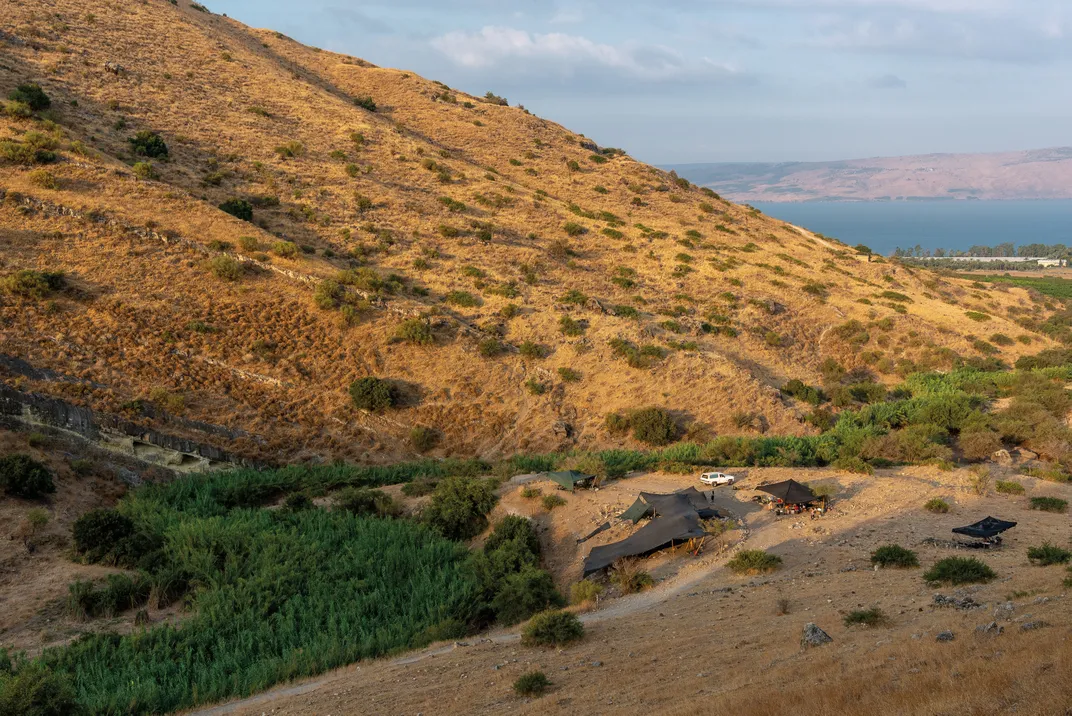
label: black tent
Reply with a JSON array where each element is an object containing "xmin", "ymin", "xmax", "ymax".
[
  {"xmin": 952, "ymin": 516, "xmax": 1017, "ymax": 539},
  {"xmin": 756, "ymin": 479, "xmax": 816, "ymax": 505},
  {"xmin": 583, "ymin": 488, "xmax": 720, "ymax": 575}
]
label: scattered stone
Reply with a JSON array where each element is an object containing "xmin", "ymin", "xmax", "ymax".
[
  {"xmin": 991, "ymin": 449, "xmax": 1012, "ymax": 466},
  {"xmin": 936, "ymin": 631, "xmax": 955, "ymax": 642},
  {"xmin": 1020, "ymin": 621, "xmax": 1047, "ymax": 632},
  {"xmin": 801, "ymin": 623, "xmax": 833, "ymax": 649},
  {"xmin": 975, "ymin": 622, "xmax": 1003, "ymax": 636},
  {"xmin": 993, "ymin": 602, "xmax": 1015, "ymax": 619},
  {"xmin": 591, "ymin": 661, "xmax": 603, "ymax": 667},
  {"xmin": 934, "ymin": 593, "xmax": 981, "ymax": 610},
  {"xmin": 104, "ymin": 61, "xmax": 126, "ymax": 75}
]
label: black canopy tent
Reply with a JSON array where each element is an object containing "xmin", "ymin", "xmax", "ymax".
[
  {"xmin": 755, "ymin": 479, "xmax": 816, "ymax": 505},
  {"xmin": 582, "ymin": 488, "xmax": 720, "ymax": 575},
  {"xmin": 952, "ymin": 516, "xmax": 1017, "ymax": 539}
]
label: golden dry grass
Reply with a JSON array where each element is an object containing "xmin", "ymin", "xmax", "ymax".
[{"xmin": 0, "ymin": 0, "xmax": 1059, "ymax": 463}]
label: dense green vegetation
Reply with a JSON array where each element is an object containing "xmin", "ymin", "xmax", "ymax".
[
  {"xmin": 956, "ymin": 274, "xmax": 1072, "ymax": 300},
  {"xmin": 0, "ymin": 461, "xmax": 501, "ymax": 714},
  {"xmin": 923, "ymin": 557, "xmax": 996, "ymax": 586}
]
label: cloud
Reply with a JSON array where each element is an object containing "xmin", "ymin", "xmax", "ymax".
[
  {"xmin": 869, "ymin": 73, "xmax": 907, "ymax": 89},
  {"xmin": 809, "ymin": 11, "xmax": 1070, "ymax": 63},
  {"xmin": 430, "ymin": 26, "xmax": 743, "ymax": 84}
]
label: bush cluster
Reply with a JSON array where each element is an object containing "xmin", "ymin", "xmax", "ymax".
[
  {"xmin": 3, "ymin": 270, "xmax": 65, "ymax": 299},
  {"xmin": 334, "ymin": 486, "xmax": 401, "ymax": 518},
  {"xmin": 470, "ymin": 516, "xmax": 563, "ymax": 625},
  {"xmin": 349, "ymin": 377, "xmax": 398, "ymax": 412},
  {"xmin": 128, "ymin": 130, "xmax": 168, "ymax": 158},
  {"xmin": 423, "ymin": 476, "xmax": 498, "ymax": 541},
  {"xmin": 727, "ymin": 550, "xmax": 782, "ymax": 575},
  {"xmin": 923, "ymin": 557, "xmax": 995, "ymax": 585},
  {"xmin": 8, "ymin": 83, "xmax": 51, "ymax": 111},
  {"xmin": 629, "ymin": 407, "xmax": 677, "ymax": 446},
  {"xmin": 0, "ymin": 454, "xmax": 55, "ymax": 499},
  {"xmin": 218, "ymin": 198, "xmax": 253, "ymax": 222},
  {"xmin": 870, "ymin": 544, "xmax": 919, "ymax": 569},
  {"xmin": 521, "ymin": 610, "xmax": 583, "ymax": 646}
]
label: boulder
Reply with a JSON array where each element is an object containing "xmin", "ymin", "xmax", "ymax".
[
  {"xmin": 1012, "ymin": 447, "xmax": 1038, "ymax": 462},
  {"xmin": 801, "ymin": 623, "xmax": 833, "ymax": 649},
  {"xmin": 936, "ymin": 631, "xmax": 955, "ymax": 642},
  {"xmin": 975, "ymin": 621, "xmax": 1003, "ymax": 636},
  {"xmin": 991, "ymin": 449, "xmax": 1012, "ymax": 466}
]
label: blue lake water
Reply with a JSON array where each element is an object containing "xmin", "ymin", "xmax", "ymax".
[{"xmin": 749, "ymin": 200, "xmax": 1072, "ymax": 257}]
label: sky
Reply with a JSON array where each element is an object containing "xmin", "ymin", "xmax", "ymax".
[{"xmin": 210, "ymin": 0, "xmax": 1072, "ymax": 164}]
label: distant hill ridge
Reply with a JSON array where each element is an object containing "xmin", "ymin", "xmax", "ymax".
[{"xmin": 670, "ymin": 147, "xmax": 1072, "ymax": 202}]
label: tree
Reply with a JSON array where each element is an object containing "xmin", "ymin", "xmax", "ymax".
[
  {"xmin": 0, "ymin": 455, "xmax": 55, "ymax": 499},
  {"xmin": 8, "ymin": 83, "xmax": 51, "ymax": 111},
  {"xmin": 128, "ymin": 130, "xmax": 168, "ymax": 158},
  {"xmin": 422, "ymin": 476, "xmax": 498, "ymax": 541},
  {"xmin": 348, "ymin": 377, "xmax": 398, "ymax": 412}
]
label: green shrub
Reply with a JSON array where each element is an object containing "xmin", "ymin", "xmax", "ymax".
[
  {"xmin": 965, "ymin": 311, "xmax": 991, "ymax": 322},
  {"xmin": 870, "ymin": 544, "xmax": 919, "ymax": 569},
  {"xmin": 284, "ymin": 493, "xmax": 313, "ymax": 511},
  {"xmin": 208, "ymin": 255, "xmax": 244, "ymax": 281},
  {"xmin": 611, "ymin": 563, "xmax": 654, "ymax": 593},
  {"xmin": 924, "ymin": 498, "xmax": 950, "ymax": 514},
  {"xmin": 1030, "ymin": 496, "xmax": 1068, "ymax": 513},
  {"xmin": 781, "ymin": 379, "xmax": 823, "ymax": 405},
  {"xmin": 520, "ymin": 485, "xmax": 542, "ymax": 499},
  {"xmin": 8, "ymin": 83, "xmax": 51, "ymax": 111},
  {"xmin": 569, "ymin": 579, "xmax": 603, "ymax": 605},
  {"xmin": 410, "ymin": 426, "xmax": 439, "ymax": 452},
  {"xmin": 563, "ymin": 222, "xmax": 586, "ymax": 237},
  {"xmin": 128, "ymin": 130, "xmax": 168, "ymax": 158},
  {"xmin": 0, "ymin": 662, "xmax": 81, "ymax": 716},
  {"xmin": 492, "ymin": 568, "xmax": 564, "ymax": 625},
  {"xmin": 271, "ymin": 241, "xmax": 299, "ymax": 258},
  {"xmin": 519, "ymin": 341, "xmax": 547, "ymax": 359},
  {"xmin": 630, "ymin": 407, "xmax": 677, "ymax": 446},
  {"xmin": 218, "ymin": 198, "xmax": 253, "ymax": 221},
  {"xmin": 727, "ymin": 549, "xmax": 782, "ymax": 575},
  {"xmin": 923, "ymin": 557, "xmax": 996, "ymax": 585},
  {"xmin": 605, "ymin": 412, "xmax": 630, "ymax": 435},
  {"xmin": 446, "ymin": 291, "xmax": 481, "ymax": 307},
  {"xmin": 560, "ymin": 289, "xmax": 587, "ymax": 305},
  {"xmin": 484, "ymin": 515, "xmax": 540, "ymax": 555},
  {"xmin": 274, "ymin": 141, "xmax": 305, "ymax": 158},
  {"xmin": 72, "ymin": 509, "xmax": 135, "ymax": 564},
  {"xmin": 3, "ymin": 270, "xmax": 65, "ymax": 299},
  {"xmin": 0, "ymin": 455, "xmax": 55, "ymax": 499},
  {"xmin": 395, "ymin": 318, "xmax": 435, "ymax": 345},
  {"xmin": 542, "ymin": 494, "xmax": 567, "ymax": 511},
  {"xmin": 478, "ymin": 338, "xmax": 505, "ymax": 358},
  {"xmin": 995, "ymin": 480, "xmax": 1025, "ymax": 495},
  {"xmin": 1027, "ymin": 543, "xmax": 1071, "ymax": 566},
  {"xmin": 521, "ymin": 610, "xmax": 584, "ymax": 647},
  {"xmin": 557, "ymin": 367, "xmax": 581, "ymax": 383},
  {"xmin": 559, "ymin": 315, "xmax": 584, "ymax": 336},
  {"xmin": 349, "ymin": 377, "xmax": 398, "ymax": 412},
  {"xmin": 354, "ymin": 95, "xmax": 377, "ymax": 112},
  {"xmin": 843, "ymin": 607, "xmax": 888, "ymax": 627},
  {"xmin": 334, "ymin": 487, "xmax": 401, "ymax": 518},
  {"xmin": 423, "ymin": 476, "xmax": 498, "ymax": 541},
  {"xmin": 513, "ymin": 671, "xmax": 550, "ymax": 697},
  {"xmin": 0, "ymin": 130, "xmax": 57, "ymax": 165}
]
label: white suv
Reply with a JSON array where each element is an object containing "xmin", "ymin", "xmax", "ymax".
[{"xmin": 700, "ymin": 472, "xmax": 736, "ymax": 486}]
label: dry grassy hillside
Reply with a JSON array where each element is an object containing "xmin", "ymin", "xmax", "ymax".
[{"xmin": 0, "ymin": 0, "xmax": 1059, "ymax": 464}]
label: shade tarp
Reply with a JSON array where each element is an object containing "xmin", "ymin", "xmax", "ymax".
[
  {"xmin": 584, "ymin": 488, "xmax": 721, "ymax": 575},
  {"xmin": 952, "ymin": 516, "xmax": 1017, "ymax": 539},
  {"xmin": 543, "ymin": 470, "xmax": 594, "ymax": 491},
  {"xmin": 756, "ymin": 479, "xmax": 816, "ymax": 505},
  {"xmin": 620, "ymin": 498, "xmax": 653, "ymax": 524}
]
